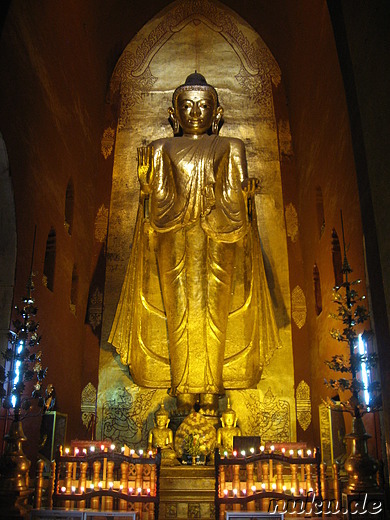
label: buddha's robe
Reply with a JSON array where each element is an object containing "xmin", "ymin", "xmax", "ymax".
[{"xmin": 109, "ymin": 134, "xmax": 280, "ymax": 395}]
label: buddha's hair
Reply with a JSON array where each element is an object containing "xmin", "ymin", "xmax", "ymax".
[{"xmin": 172, "ymin": 71, "xmax": 219, "ymax": 108}]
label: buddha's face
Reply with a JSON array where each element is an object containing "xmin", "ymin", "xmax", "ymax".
[
  {"xmin": 156, "ymin": 415, "xmax": 168, "ymax": 429},
  {"xmin": 176, "ymin": 90, "xmax": 216, "ymax": 135},
  {"xmin": 223, "ymin": 413, "xmax": 235, "ymax": 428}
]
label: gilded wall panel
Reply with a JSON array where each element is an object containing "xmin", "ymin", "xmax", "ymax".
[{"xmin": 98, "ymin": 0, "xmax": 296, "ymax": 442}]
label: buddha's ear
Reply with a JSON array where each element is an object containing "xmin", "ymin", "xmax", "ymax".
[
  {"xmin": 168, "ymin": 107, "xmax": 180, "ymax": 135},
  {"xmin": 212, "ymin": 106, "xmax": 224, "ymax": 134}
]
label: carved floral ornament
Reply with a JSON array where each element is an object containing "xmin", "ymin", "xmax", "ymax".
[
  {"xmin": 296, "ymin": 380, "xmax": 311, "ymax": 431},
  {"xmin": 291, "ymin": 285, "xmax": 307, "ymax": 329},
  {"xmin": 108, "ymin": 0, "xmax": 281, "ymax": 128}
]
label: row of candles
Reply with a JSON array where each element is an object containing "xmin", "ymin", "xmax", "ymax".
[
  {"xmin": 60, "ymin": 483, "xmax": 151, "ymax": 496},
  {"xmin": 63, "ymin": 444, "xmax": 314, "ymax": 459},
  {"xmin": 222, "ymin": 484, "xmax": 314, "ymax": 497},
  {"xmin": 63, "ymin": 445, "xmax": 153, "ymax": 458},
  {"xmin": 225, "ymin": 446, "xmax": 313, "ymax": 458}
]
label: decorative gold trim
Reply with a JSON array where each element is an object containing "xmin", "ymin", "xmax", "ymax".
[
  {"xmin": 285, "ymin": 202, "xmax": 299, "ymax": 243},
  {"xmin": 94, "ymin": 204, "xmax": 109, "ymax": 243},
  {"xmin": 101, "ymin": 127, "xmax": 116, "ymax": 159},
  {"xmin": 291, "ymin": 285, "xmax": 306, "ymax": 329},
  {"xmin": 296, "ymin": 380, "xmax": 311, "ymax": 431}
]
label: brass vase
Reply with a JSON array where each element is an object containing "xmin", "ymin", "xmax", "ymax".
[
  {"xmin": 344, "ymin": 415, "xmax": 379, "ymax": 492},
  {"xmin": 0, "ymin": 415, "xmax": 32, "ymax": 518}
]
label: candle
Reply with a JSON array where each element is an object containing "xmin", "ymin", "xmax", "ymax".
[
  {"xmin": 110, "ymin": 444, "xmax": 115, "ymax": 451},
  {"xmin": 82, "ymin": 448, "xmax": 87, "ymax": 455},
  {"xmin": 80, "ymin": 486, "xmax": 84, "ymax": 493},
  {"xmin": 242, "ymin": 489, "xmax": 247, "ymax": 495},
  {"xmin": 272, "ymin": 483, "xmax": 276, "ymax": 490},
  {"xmin": 281, "ymin": 447, "xmax": 286, "ymax": 454},
  {"xmin": 147, "ymin": 488, "xmax": 151, "ymax": 495},
  {"xmin": 233, "ymin": 450, "xmax": 237, "ymax": 457},
  {"xmin": 120, "ymin": 485, "xmax": 123, "ymax": 491},
  {"xmin": 289, "ymin": 449, "xmax": 294, "ymax": 456},
  {"xmin": 282, "ymin": 485, "xmax": 286, "ymax": 492},
  {"xmin": 139, "ymin": 449, "xmax": 144, "ymax": 456},
  {"xmin": 270, "ymin": 445, "xmax": 275, "ymax": 452},
  {"xmin": 299, "ymin": 488, "xmax": 304, "ymax": 495},
  {"xmin": 298, "ymin": 449, "xmax": 302, "ymax": 457},
  {"xmin": 130, "ymin": 449, "xmax": 135, "ymax": 456},
  {"xmin": 307, "ymin": 449, "xmax": 312, "ymax": 456},
  {"xmin": 148, "ymin": 450, "xmax": 153, "ymax": 457},
  {"xmin": 98, "ymin": 482, "xmax": 103, "ymax": 489},
  {"xmin": 233, "ymin": 488, "xmax": 238, "ymax": 496},
  {"xmin": 65, "ymin": 448, "xmax": 70, "ymax": 455},
  {"xmin": 137, "ymin": 487, "xmax": 142, "ymax": 495},
  {"xmin": 241, "ymin": 450, "xmax": 246, "ymax": 457},
  {"xmin": 100, "ymin": 444, "xmax": 105, "ymax": 451},
  {"xmin": 223, "ymin": 489, "xmax": 228, "ymax": 496},
  {"xmin": 223, "ymin": 451, "xmax": 228, "ymax": 457},
  {"xmin": 261, "ymin": 483, "xmax": 266, "ymax": 491},
  {"xmin": 74, "ymin": 447, "xmax": 79, "ymax": 456},
  {"xmin": 251, "ymin": 485, "xmax": 256, "ymax": 493},
  {"xmin": 90, "ymin": 445, "xmax": 95, "ymax": 452},
  {"xmin": 291, "ymin": 487, "xmax": 295, "ymax": 495},
  {"xmin": 121, "ymin": 446, "xmax": 125, "ymax": 453},
  {"xmin": 61, "ymin": 486, "xmax": 66, "ymax": 493},
  {"xmin": 71, "ymin": 486, "xmax": 76, "ymax": 494},
  {"xmin": 260, "ymin": 445, "xmax": 265, "ymax": 452},
  {"xmin": 109, "ymin": 482, "xmax": 114, "ymax": 489},
  {"xmin": 250, "ymin": 447, "xmax": 255, "ymax": 454},
  {"xmin": 129, "ymin": 487, "xmax": 133, "ymax": 494},
  {"xmin": 90, "ymin": 484, "xmax": 94, "ymax": 490}
]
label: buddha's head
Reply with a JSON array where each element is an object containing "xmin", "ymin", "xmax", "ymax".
[
  {"xmin": 155, "ymin": 402, "xmax": 170, "ymax": 429},
  {"xmin": 169, "ymin": 72, "xmax": 223, "ymax": 136},
  {"xmin": 221, "ymin": 399, "xmax": 237, "ymax": 429}
]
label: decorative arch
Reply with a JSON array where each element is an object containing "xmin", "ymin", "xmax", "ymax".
[{"xmin": 99, "ymin": 0, "xmax": 296, "ymax": 442}]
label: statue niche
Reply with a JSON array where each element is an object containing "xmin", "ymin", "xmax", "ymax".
[{"xmin": 109, "ymin": 72, "xmax": 280, "ymax": 413}]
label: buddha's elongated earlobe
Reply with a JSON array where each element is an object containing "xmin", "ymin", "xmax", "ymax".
[
  {"xmin": 168, "ymin": 107, "xmax": 180, "ymax": 135},
  {"xmin": 212, "ymin": 106, "xmax": 224, "ymax": 135}
]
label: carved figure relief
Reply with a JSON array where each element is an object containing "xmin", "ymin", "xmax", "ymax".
[
  {"xmin": 239, "ymin": 387, "xmax": 290, "ymax": 442},
  {"xmin": 101, "ymin": 387, "xmax": 157, "ymax": 448}
]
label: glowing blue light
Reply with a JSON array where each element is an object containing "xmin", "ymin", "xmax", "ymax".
[{"xmin": 358, "ymin": 333, "xmax": 370, "ymax": 405}]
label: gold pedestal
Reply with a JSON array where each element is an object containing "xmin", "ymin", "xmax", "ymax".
[
  {"xmin": 0, "ymin": 418, "xmax": 32, "ymax": 519},
  {"xmin": 344, "ymin": 416, "xmax": 379, "ymax": 493},
  {"xmin": 159, "ymin": 465, "xmax": 215, "ymax": 519}
]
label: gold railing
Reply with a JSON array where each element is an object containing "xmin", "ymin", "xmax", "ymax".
[
  {"xmin": 215, "ymin": 445, "xmax": 342, "ymax": 517},
  {"xmin": 34, "ymin": 447, "xmax": 161, "ymax": 520}
]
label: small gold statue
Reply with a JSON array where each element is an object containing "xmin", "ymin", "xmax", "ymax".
[
  {"xmin": 148, "ymin": 403, "xmax": 178, "ymax": 465},
  {"xmin": 217, "ymin": 399, "xmax": 241, "ymax": 454}
]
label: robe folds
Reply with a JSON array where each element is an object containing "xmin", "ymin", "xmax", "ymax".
[{"xmin": 109, "ymin": 134, "xmax": 280, "ymax": 395}]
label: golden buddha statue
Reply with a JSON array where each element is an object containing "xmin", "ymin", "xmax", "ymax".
[
  {"xmin": 148, "ymin": 403, "xmax": 178, "ymax": 465},
  {"xmin": 109, "ymin": 72, "xmax": 280, "ymax": 413},
  {"xmin": 217, "ymin": 399, "xmax": 241, "ymax": 454}
]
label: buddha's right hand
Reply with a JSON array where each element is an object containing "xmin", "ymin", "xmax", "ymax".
[{"xmin": 137, "ymin": 145, "xmax": 154, "ymax": 194}]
